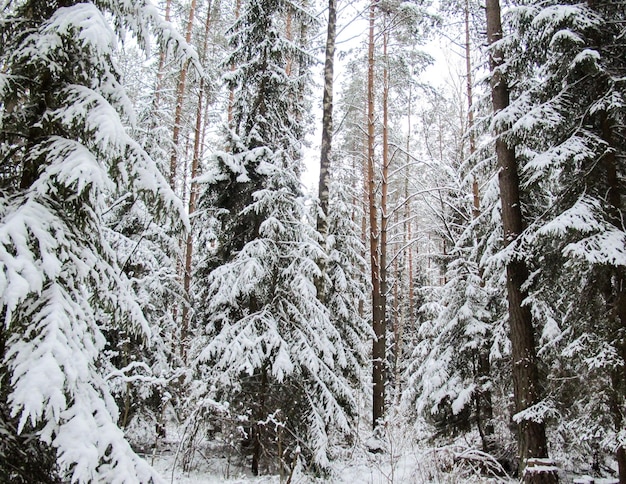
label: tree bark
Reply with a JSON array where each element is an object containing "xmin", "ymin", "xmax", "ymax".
[
  {"xmin": 464, "ymin": 0, "xmax": 480, "ymax": 219},
  {"xmin": 379, "ymin": 17, "xmax": 390, "ymax": 405},
  {"xmin": 180, "ymin": 2, "xmax": 212, "ymax": 359},
  {"xmin": 316, "ymin": 0, "xmax": 336, "ymax": 236},
  {"xmin": 227, "ymin": 0, "xmax": 241, "ymax": 125},
  {"xmin": 153, "ymin": 0, "xmax": 172, "ymax": 110},
  {"xmin": 367, "ymin": 0, "xmax": 385, "ymax": 429},
  {"xmin": 485, "ymin": 0, "xmax": 554, "ymax": 479},
  {"xmin": 600, "ymin": 114, "xmax": 626, "ymax": 484}
]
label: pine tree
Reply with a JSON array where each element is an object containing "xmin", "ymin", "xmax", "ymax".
[
  {"xmin": 0, "ymin": 1, "xmax": 194, "ymax": 481},
  {"xmin": 190, "ymin": 0, "xmax": 362, "ymax": 473}
]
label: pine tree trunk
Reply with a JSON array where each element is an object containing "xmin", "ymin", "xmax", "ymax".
[
  {"xmin": 227, "ymin": 0, "xmax": 241, "ymax": 125},
  {"xmin": 367, "ymin": 0, "xmax": 385, "ymax": 429},
  {"xmin": 378, "ymin": 14, "xmax": 390, "ymax": 405},
  {"xmin": 485, "ymin": 0, "xmax": 555, "ymax": 480},
  {"xmin": 316, "ymin": 0, "xmax": 336, "ymax": 236},
  {"xmin": 169, "ymin": 0, "xmax": 197, "ymax": 188},
  {"xmin": 404, "ymin": 84, "xmax": 414, "ymax": 324},
  {"xmin": 181, "ymin": 4, "xmax": 212, "ymax": 359}
]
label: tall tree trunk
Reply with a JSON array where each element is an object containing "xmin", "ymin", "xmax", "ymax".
[
  {"xmin": 180, "ymin": 2, "xmax": 212, "ymax": 359},
  {"xmin": 600, "ymin": 114, "xmax": 626, "ymax": 484},
  {"xmin": 367, "ymin": 0, "xmax": 385, "ymax": 429},
  {"xmin": 169, "ymin": 0, "xmax": 197, "ymax": 188},
  {"xmin": 169, "ymin": 0, "xmax": 197, "ymax": 339},
  {"xmin": 285, "ymin": 10, "xmax": 293, "ymax": 77},
  {"xmin": 228, "ymin": 0, "xmax": 242, "ymax": 125},
  {"xmin": 405, "ymin": 84, "xmax": 415, "ymax": 325},
  {"xmin": 485, "ymin": 0, "xmax": 556, "ymax": 480},
  {"xmin": 379, "ymin": 16, "xmax": 390, "ymax": 408},
  {"xmin": 317, "ymin": 0, "xmax": 336, "ymax": 236},
  {"xmin": 464, "ymin": 0, "xmax": 480, "ymax": 219}
]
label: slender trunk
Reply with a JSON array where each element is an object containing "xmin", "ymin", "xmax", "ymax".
[
  {"xmin": 153, "ymin": 0, "xmax": 172, "ymax": 110},
  {"xmin": 228, "ymin": 0, "xmax": 241, "ymax": 125},
  {"xmin": 169, "ymin": 0, "xmax": 197, "ymax": 334},
  {"xmin": 485, "ymin": 0, "xmax": 555, "ymax": 480},
  {"xmin": 252, "ymin": 367, "xmax": 268, "ymax": 476},
  {"xmin": 285, "ymin": 10, "xmax": 293, "ymax": 77},
  {"xmin": 405, "ymin": 90, "xmax": 414, "ymax": 321},
  {"xmin": 317, "ymin": 0, "xmax": 336, "ymax": 236},
  {"xmin": 180, "ymin": 4, "xmax": 212, "ymax": 358},
  {"xmin": 360, "ymin": 87, "xmax": 368, "ymax": 320},
  {"xmin": 367, "ymin": 0, "xmax": 384, "ymax": 429},
  {"xmin": 378, "ymin": 17, "xmax": 390, "ymax": 410},
  {"xmin": 170, "ymin": 0, "xmax": 198, "ymax": 188},
  {"xmin": 464, "ymin": 0, "xmax": 480, "ymax": 219},
  {"xmin": 392, "ymin": 228, "xmax": 400, "ymax": 396}
]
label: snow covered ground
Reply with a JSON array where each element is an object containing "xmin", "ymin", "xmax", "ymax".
[
  {"xmin": 150, "ymin": 435, "xmax": 621, "ymax": 484},
  {"xmin": 149, "ymin": 422, "xmax": 515, "ymax": 483},
  {"xmin": 146, "ymin": 412, "xmax": 618, "ymax": 483}
]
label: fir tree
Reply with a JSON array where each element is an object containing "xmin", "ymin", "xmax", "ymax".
[
  {"xmin": 0, "ymin": 1, "xmax": 194, "ymax": 481},
  {"xmin": 190, "ymin": 0, "xmax": 363, "ymax": 474}
]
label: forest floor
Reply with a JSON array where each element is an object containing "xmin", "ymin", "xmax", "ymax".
[
  {"xmin": 148, "ymin": 418, "xmax": 516, "ymax": 483},
  {"xmin": 146, "ymin": 414, "xmax": 618, "ymax": 483},
  {"xmin": 151, "ymin": 443, "xmax": 509, "ymax": 483}
]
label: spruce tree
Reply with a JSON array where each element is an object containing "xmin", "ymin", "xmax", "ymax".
[
  {"xmin": 190, "ymin": 0, "xmax": 363, "ymax": 473},
  {"xmin": 0, "ymin": 1, "xmax": 194, "ymax": 481},
  {"xmin": 500, "ymin": 0, "xmax": 626, "ymax": 478}
]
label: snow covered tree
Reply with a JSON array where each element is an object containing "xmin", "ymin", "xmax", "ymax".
[
  {"xmin": 189, "ymin": 0, "xmax": 364, "ymax": 474},
  {"xmin": 401, "ymin": 78, "xmax": 510, "ymax": 458},
  {"xmin": 0, "ymin": 1, "xmax": 194, "ymax": 481},
  {"xmin": 499, "ymin": 0, "xmax": 626, "ymax": 478}
]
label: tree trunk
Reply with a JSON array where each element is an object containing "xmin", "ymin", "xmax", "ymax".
[
  {"xmin": 227, "ymin": 0, "xmax": 242, "ymax": 125},
  {"xmin": 251, "ymin": 366, "xmax": 267, "ymax": 476},
  {"xmin": 169, "ymin": 0, "xmax": 197, "ymax": 188},
  {"xmin": 464, "ymin": 0, "xmax": 481, "ymax": 219},
  {"xmin": 367, "ymin": 0, "xmax": 385, "ymax": 429},
  {"xmin": 485, "ymin": 0, "xmax": 555, "ymax": 480},
  {"xmin": 600, "ymin": 114, "xmax": 626, "ymax": 484},
  {"xmin": 379, "ymin": 18, "xmax": 390, "ymax": 404},
  {"xmin": 405, "ymin": 84, "xmax": 415, "ymax": 324},
  {"xmin": 180, "ymin": 3, "xmax": 212, "ymax": 359},
  {"xmin": 316, "ymin": 0, "xmax": 336, "ymax": 236}
]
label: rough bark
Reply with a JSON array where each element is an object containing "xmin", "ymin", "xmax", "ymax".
[
  {"xmin": 485, "ymin": 0, "xmax": 555, "ymax": 479},
  {"xmin": 367, "ymin": 0, "xmax": 385, "ymax": 429},
  {"xmin": 601, "ymin": 114, "xmax": 626, "ymax": 484},
  {"xmin": 316, "ymin": 0, "xmax": 336, "ymax": 236}
]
